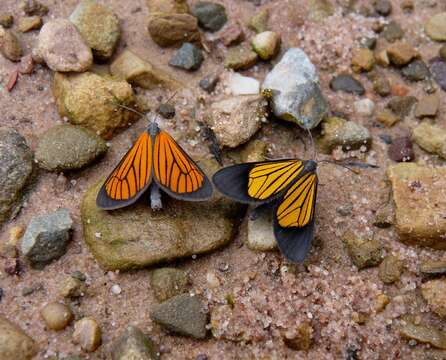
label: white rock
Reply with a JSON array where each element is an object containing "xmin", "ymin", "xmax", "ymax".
[
  {"xmin": 246, "ymin": 207, "xmax": 277, "ymax": 251},
  {"xmin": 354, "ymin": 98, "xmax": 375, "ymax": 116},
  {"xmin": 228, "ymin": 73, "xmax": 260, "ymax": 95}
]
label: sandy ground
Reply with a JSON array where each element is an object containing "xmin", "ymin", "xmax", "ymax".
[{"xmin": 1, "ymin": 0, "xmax": 446, "ymax": 359}]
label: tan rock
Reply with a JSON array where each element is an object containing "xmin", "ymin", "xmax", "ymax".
[
  {"xmin": 376, "ymin": 109, "xmax": 400, "ymax": 127},
  {"xmin": 0, "ymin": 26, "xmax": 22, "ymax": 61},
  {"xmin": 378, "ymin": 255, "xmax": 403, "ymax": 284},
  {"xmin": 110, "ymin": 49, "xmax": 181, "ymax": 90},
  {"xmin": 41, "ymin": 302, "xmax": 74, "ymax": 331},
  {"xmin": 387, "ymin": 163, "xmax": 446, "ymax": 249},
  {"xmin": 422, "ymin": 279, "xmax": 446, "ymax": 318},
  {"xmin": 400, "ymin": 320, "xmax": 446, "ymax": 350},
  {"xmin": 387, "ymin": 42, "xmax": 418, "ymax": 66},
  {"xmin": 224, "ymin": 45, "xmax": 258, "ymax": 70},
  {"xmin": 342, "ymin": 230, "xmax": 383, "ymax": 269},
  {"xmin": 17, "ymin": 16, "xmax": 41, "ymax": 32},
  {"xmin": 351, "ymin": 48, "xmax": 375, "ymax": 73},
  {"xmin": 73, "ymin": 317, "xmax": 102, "ymax": 352},
  {"xmin": 283, "ymin": 321, "xmax": 313, "ymax": 351},
  {"xmin": 148, "ymin": 13, "xmax": 200, "ymax": 48},
  {"xmin": 0, "ymin": 315, "xmax": 37, "ymax": 360},
  {"xmin": 415, "ymin": 95, "xmax": 439, "ymax": 118},
  {"xmin": 374, "ymin": 293, "xmax": 390, "ymax": 312},
  {"xmin": 146, "ymin": 0, "xmax": 189, "ymax": 14},
  {"xmin": 412, "ymin": 123, "xmax": 446, "ymax": 159}
]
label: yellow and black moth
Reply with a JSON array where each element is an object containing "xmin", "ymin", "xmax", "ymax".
[{"xmin": 213, "ymin": 159, "xmax": 317, "ymax": 262}]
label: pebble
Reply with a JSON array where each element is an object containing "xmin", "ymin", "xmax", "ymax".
[
  {"xmin": 424, "ymin": 13, "xmax": 446, "ymax": 42},
  {"xmin": 192, "ymin": 1, "xmax": 227, "ymax": 32},
  {"xmin": 69, "ymin": 0, "xmax": 120, "ymax": 61},
  {"xmin": 112, "ymin": 326, "xmax": 160, "ymax": 360},
  {"xmin": 228, "ymin": 73, "xmax": 259, "ymax": 95},
  {"xmin": 33, "ymin": 19, "xmax": 92, "ymax": 72},
  {"xmin": 219, "ymin": 23, "xmax": 244, "ymax": 46},
  {"xmin": 412, "ymin": 122, "xmax": 446, "ymax": 159},
  {"xmin": 400, "ymin": 320, "xmax": 446, "ymax": 350},
  {"xmin": 381, "ymin": 21, "xmax": 404, "ymax": 43},
  {"xmin": 354, "ymin": 98, "xmax": 375, "ymax": 116},
  {"xmin": 35, "ymin": 124, "xmax": 108, "ymax": 172},
  {"xmin": 59, "ymin": 276, "xmax": 85, "ymax": 298},
  {"xmin": 351, "ymin": 48, "xmax": 375, "ymax": 73},
  {"xmin": 0, "ymin": 315, "xmax": 37, "ymax": 359},
  {"xmin": 420, "ymin": 260, "xmax": 446, "ymax": 276},
  {"xmin": 251, "ymin": 31, "xmax": 281, "ymax": 60},
  {"xmin": 41, "ymin": 302, "xmax": 73, "ymax": 331},
  {"xmin": 415, "ymin": 94, "xmax": 439, "ymax": 118},
  {"xmin": 388, "ymin": 136, "xmax": 414, "ymax": 162},
  {"xmin": 375, "ymin": 49, "xmax": 390, "ymax": 67},
  {"xmin": 372, "ymin": 76, "xmax": 391, "ymax": 97},
  {"xmin": 248, "ymin": 8, "xmax": 269, "ymax": 33},
  {"xmin": 208, "ymin": 95, "xmax": 267, "ymax": 147},
  {"xmin": 206, "ymin": 272, "xmax": 220, "ymax": 288},
  {"xmin": 0, "ymin": 14, "xmax": 13, "ymax": 28},
  {"xmin": 319, "ymin": 117, "xmax": 371, "ymax": 153},
  {"xmin": 20, "ymin": 0, "xmax": 48, "ymax": 16},
  {"xmin": 151, "ymin": 294, "xmax": 208, "ymax": 339},
  {"xmin": 359, "ymin": 37, "xmax": 377, "ymax": 50},
  {"xmin": 247, "ymin": 206, "xmax": 276, "ymax": 251},
  {"xmin": 401, "ymin": 59, "xmax": 430, "ymax": 81},
  {"xmin": 440, "ymin": 45, "xmax": 446, "ymax": 61},
  {"xmin": 263, "ymin": 48, "xmax": 328, "ymax": 129},
  {"xmin": 224, "ymin": 45, "xmax": 258, "ymax": 70},
  {"xmin": 429, "ymin": 57, "xmax": 446, "ymax": 91},
  {"xmin": 386, "ymin": 96, "xmax": 417, "ymax": 118},
  {"xmin": 149, "ymin": 268, "xmax": 189, "ymax": 302},
  {"xmin": 373, "ymin": 203, "xmax": 395, "ymax": 227},
  {"xmin": 387, "ymin": 163, "xmax": 446, "ymax": 248},
  {"xmin": 111, "ymin": 284, "xmax": 122, "ymax": 295},
  {"xmin": 0, "ymin": 128, "xmax": 33, "ymax": 227},
  {"xmin": 387, "ymin": 42, "xmax": 418, "ymax": 66},
  {"xmin": 146, "ymin": 0, "xmax": 189, "ymax": 14},
  {"xmin": 282, "ymin": 322, "xmax": 313, "ymax": 351},
  {"xmin": 330, "ymin": 74, "xmax": 365, "ymax": 95},
  {"xmin": 148, "ymin": 13, "xmax": 200, "ymax": 48},
  {"xmin": 378, "ymin": 255, "xmax": 403, "ymax": 283},
  {"xmin": 342, "ymin": 230, "xmax": 383, "ymax": 269},
  {"xmin": 53, "ymin": 72, "xmax": 138, "ymax": 139},
  {"xmin": 169, "ymin": 42, "xmax": 204, "ymax": 71},
  {"xmin": 421, "ymin": 279, "xmax": 446, "ymax": 318},
  {"xmin": 110, "ymin": 50, "xmax": 180, "ymax": 90},
  {"xmin": 73, "ymin": 317, "xmax": 102, "ymax": 352},
  {"xmin": 374, "ymin": 0, "xmax": 392, "ymax": 16},
  {"xmin": 157, "ymin": 103, "xmax": 175, "ymax": 119},
  {"xmin": 199, "ymin": 73, "xmax": 219, "ymax": 93},
  {"xmin": 17, "ymin": 16, "xmax": 41, "ymax": 32},
  {"xmin": 18, "ymin": 54, "xmax": 33, "ymax": 74},
  {"xmin": 374, "ymin": 293, "xmax": 390, "ymax": 312},
  {"xmin": 336, "ymin": 203, "xmax": 353, "ymax": 216},
  {"xmin": 0, "ymin": 27, "xmax": 22, "ymax": 61},
  {"xmin": 21, "ymin": 209, "xmax": 73, "ymax": 267}
]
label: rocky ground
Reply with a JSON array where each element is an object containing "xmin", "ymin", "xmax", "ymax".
[{"xmin": 1, "ymin": 0, "xmax": 446, "ymax": 359}]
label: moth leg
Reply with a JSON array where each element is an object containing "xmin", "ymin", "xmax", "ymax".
[
  {"xmin": 150, "ymin": 183, "xmax": 163, "ymax": 210},
  {"xmin": 249, "ymin": 203, "xmax": 271, "ymax": 221}
]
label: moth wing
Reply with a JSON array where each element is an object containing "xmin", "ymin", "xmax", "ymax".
[
  {"xmin": 153, "ymin": 130, "xmax": 212, "ymax": 201},
  {"xmin": 96, "ymin": 131, "xmax": 152, "ymax": 210}
]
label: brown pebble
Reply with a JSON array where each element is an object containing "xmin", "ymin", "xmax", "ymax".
[
  {"xmin": 283, "ymin": 321, "xmax": 313, "ymax": 351},
  {"xmin": 41, "ymin": 302, "xmax": 73, "ymax": 331},
  {"xmin": 219, "ymin": 23, "xmax": 244, "ymax": 47},
  {"xmin": 73, "ymin": 317, "xmax": 102, "ymax": 352},
  {"xmin": 388, "ymin": 136, "xmax": 414, "ymax": 162},
  {"xmin": 18, "ymin": 54, "xmax": 34, "ymax": 74},
  {"xmin": 6, "ymin": 69, "xmax": 19, "ymax": 92}
]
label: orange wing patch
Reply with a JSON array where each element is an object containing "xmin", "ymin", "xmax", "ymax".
[
  {"xmin": 153, "ymin": 130, "xmax": 204, "ymax": 193},
  {"xmin": 105, "ymin": 132, "xmax": 152, "ymax": 200}
]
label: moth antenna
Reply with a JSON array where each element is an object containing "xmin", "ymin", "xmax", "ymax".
[
  {"xmin": 305, "ymin": 127, "xmax": 317, "ymax": 161},
  {"xmin": 113, "ymin": 102, "xmax": 146, "ymax": 117},
  {"xmin": 164, "ymin": 90, "xmax": 179, "ymax": 105},
  {"xmin": 318, "ymin": 160, "xmax": 360, "ymax": 175}
]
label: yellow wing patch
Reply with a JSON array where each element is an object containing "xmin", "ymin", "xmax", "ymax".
[
  {"xmin": 247, "ymin": 160, "xmax": 304, "ymax": 200},
  {"xmin": 276, "ymin": 173, "xmax": 317, "ymax": 228},
  {"xmin": 153, "ymin": 130, "xmax": 204, "ymax": 193},
  {"xmin": 105, "ymin": 132, "xmax": 152, "ymax": 200}
]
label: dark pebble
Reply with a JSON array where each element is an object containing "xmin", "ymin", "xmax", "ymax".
[
  {"xmin": 0, "ymin": 288, "xmax": 3, "ymax": 302},
  {"xmin": 430, "ymin": 57, "xmax": 446, "ymax": 91},
  {"xmin": 388, "ymin": 136, "xmax": 414, "ymax": 162},
  {"xmin": 169, "ymin": 43, "xmax": 204, "ymax": 71},
  {"xmin": 374, "ymin": 0, "xmax": 392, "ymax": 16},
  {"xmin": 199, "ymin": 73, "xmax": 219, "ymax": 93},
  {"xmin": 387, "ymin": 96, "xmax": 417, "ymax": 117},
  {"xmin": 379, "ymin": 134, "xmax": 392, "ymax": 144},
  {"xmin": 196, "ymin": 355, "xmax": 208, "ymax": 360},
  {"xmin": 330, "ymin": 74, "xmax": 365, "ymax": 95},
  {"xmin": 192, "ymin": 1, "xmax": 227, "ymax": 32},
  {"xmin": 381, "ymin": 21, "xmax": 404, "ymax": 42},
  {"xmin": 345, "ymin": 345, "xmax": 359, "ymax": 360},
  {"xmin": 401, "ymin": 60, "xmax": 430, "ymax": 82},
  {"xmin": 157, "ymin": 103, "xmax": 176, "ymax": 119},
  {"xmin": 71, "ymin": 270, "xmax": 87, "ymax": 282},
  {"xmin": 440, "ymin": 45, "xmax": 446, "ymax": 61},
  {"xmin": 4, "ymin": 258, "xmax": 20, "ymax": 276}
]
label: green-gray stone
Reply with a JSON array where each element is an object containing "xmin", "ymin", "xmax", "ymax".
[
  {"xmin": 151, "ymin": 294, "xmax": 208, "ymax": 339},
  {"xmin": 35, "ymin": 124, "xmax": 107, "ymax": 172},
  {"xmin": 0, "ymin": 128, "xmax": 33, "ymax": 227},
  {"xmin": 0, "ymin": 315, "xmax": 37, "ymax": 360},
  {"xmin": 342, "ymin": 230, "xmax": 383, "ymax": 269},
  {"xmin": 248, "ymin": 8, "xmax": 268, "ymax": 33},
  {"xmin": 150, "ymin": 268, "xmax": 189, "ymax": 302},
  {"xmin": 191, "ymin": 1, "xmax": 227, "ymax": 32},
  {"xmin": 378, "ymin": 255, "xmax": 403, "ymax": 284},
  {"xmin": 386, "ymin": 96, "xmax": 417, "ymax": 118},
  {"xmin": 112, "ymin": 326, "xmax": 160, "ymax": 360},
  {"xmin": 381, "ymin": 21, "xmax": 404, "ymax": 42},
  {"xmin": 81, "ymin": 160, "xmax": 243, "ymax": 270},
  {"xmin": 70, "ymin": 0, "xmax": 120, "ymax": 61}
]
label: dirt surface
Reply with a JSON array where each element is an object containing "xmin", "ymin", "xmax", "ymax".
[{"xmin": 1, "ymin": 0, "xmax": 446, "ymax": 359}]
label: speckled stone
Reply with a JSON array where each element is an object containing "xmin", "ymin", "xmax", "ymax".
[
  {"xmin": 412, "ymin": 122, "xmax": 446, "ymax": 159},
  {"xmin": 112, "ymin": 326, "xmax": 160, "ymax": 360},
  {"xmin": 330, "ymin": 74, "xmax": 365, "ymax": 95},
  {"xmin": 425, "ymin": 13, "xmax": 446, "ymax": 42},
  {"xmin": 378, "ymin": 255, "xmax": 403, "ymax": 283},
  {"xmin": 0, "ymin": 315, "xmax": 37, "ymax": 360},
  {"xmin": 150, "ymin": 268, "xmax": 189, "ymax": 302}
]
